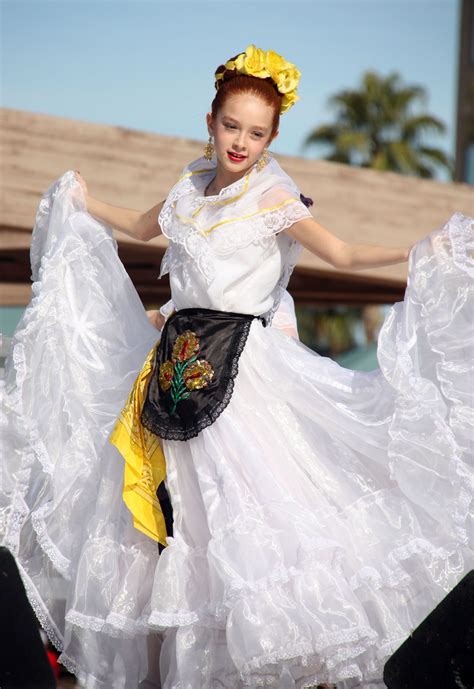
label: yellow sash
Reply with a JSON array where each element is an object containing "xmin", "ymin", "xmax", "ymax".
[{"xmin": 108, "ymin": 341, "xmax": 169, "ymax": 546}]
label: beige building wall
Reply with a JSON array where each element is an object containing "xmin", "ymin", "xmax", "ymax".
[{"xmin": 1, "ymin": 108, "xmax": 473, "ymax": 308}]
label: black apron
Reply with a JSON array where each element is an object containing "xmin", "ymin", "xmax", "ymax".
[{"xmin": 140, "ymin": 307, "xmax": 267, "ymax": 442}]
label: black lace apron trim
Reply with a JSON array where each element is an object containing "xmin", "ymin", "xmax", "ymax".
[{"xmin": 140, "ymin": 307, "xmax": 266, "ymax": 441}]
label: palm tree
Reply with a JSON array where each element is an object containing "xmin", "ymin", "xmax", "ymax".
[{"xmin": 302, "ymin": 70, "xmax": 454, "ymax": 179}]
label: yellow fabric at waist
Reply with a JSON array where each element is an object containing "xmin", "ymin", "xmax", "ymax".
[{"xmin": 108, "ymin": 340, "xmax": 168, "ymax": 546}]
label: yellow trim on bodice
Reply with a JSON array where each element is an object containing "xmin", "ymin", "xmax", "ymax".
[{"xmin": 174, "ymin": 196, "xmax": 301, "ymax": 236}]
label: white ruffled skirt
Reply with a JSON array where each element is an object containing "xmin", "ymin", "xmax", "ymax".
[{"xmin": 1, "ymin": 171, "xmax": 473, "ymax": 689}]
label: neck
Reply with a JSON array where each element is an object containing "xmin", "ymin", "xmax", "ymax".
[{"xmin": 206, "ymin": 159, "xmax": 256, "ymax": 195}]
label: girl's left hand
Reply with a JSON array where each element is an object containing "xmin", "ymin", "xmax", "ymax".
[{"xmin": 146, "ymin": 310, "xmax": 165, "ymax": 331}]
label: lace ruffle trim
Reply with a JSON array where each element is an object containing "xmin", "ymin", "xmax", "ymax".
[
  {"xmin": 448, "ymin": 211, "xmax": 474, "ymax": 275},
  {"xmin": 4, "ymin": 326, "xmax": 75, "ymax": 576},
  {"xmin": 144, "ymin": 497, "xmax": 464, "ymax": 636},
  {"xmin": 11, "ymin": 509, "xmax": 460, "ymax": 688}
]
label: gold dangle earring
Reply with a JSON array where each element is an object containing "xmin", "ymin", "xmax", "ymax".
[
  {"xmin": 204, "ymin": 135, "xmax": 214, "ymax": 160},
  {"xmin": 256, "ymin": 148, "xmax": 270, "ymax": 171}
]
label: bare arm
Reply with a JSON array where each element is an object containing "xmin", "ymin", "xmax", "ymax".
[
  {"xmin": 73, "ymin": 171, "xmax": 165, "ymax": 242},
  {"xmin": 85, "ymin": 195, "xmax": 165, "ymax": 242},
  {"xmin": 286, "ymin": 216, "xmax": 411, "ymax": 270}
]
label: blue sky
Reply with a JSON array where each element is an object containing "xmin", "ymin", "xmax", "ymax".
[{"xmin": 2, "ymin": 0, "xmax": 461, "ymax": 181}]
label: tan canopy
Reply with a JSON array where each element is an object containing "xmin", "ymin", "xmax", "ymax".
[{"xmin": 1, "ymin": 107, "xmax": 472, "ymax": 307}]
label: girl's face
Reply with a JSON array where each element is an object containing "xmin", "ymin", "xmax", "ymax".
[{"xmin": 206, "ymin": 93, "xmax": 278, "ymax": 176}]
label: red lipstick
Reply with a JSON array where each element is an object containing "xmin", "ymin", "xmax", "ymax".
[{"xmin": 227, "ymin": 151, "xmax": 247, "ymax": 163}]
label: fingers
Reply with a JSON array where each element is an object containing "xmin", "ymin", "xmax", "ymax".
[{"xmin": 74, "ymin": 170, "xmax": 88, "ymax": 195}]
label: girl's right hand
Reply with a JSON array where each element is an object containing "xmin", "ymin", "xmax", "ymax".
[{"xmin": 74, "ymin": 170, "xmax": 88, "ymax": 197}]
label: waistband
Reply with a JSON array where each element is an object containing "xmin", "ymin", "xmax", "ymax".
[{"xmin": 169, "ymin": 307, "xmax": 268, "ymax": 328}]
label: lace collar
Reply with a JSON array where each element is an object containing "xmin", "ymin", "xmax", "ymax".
[
  {"xmin": 182, "ymin": 156, "xmax": 259, "ymax": 203},
  {"xmin": 159, "ymin": 154, "xmax": 311, "ymax": 246}
]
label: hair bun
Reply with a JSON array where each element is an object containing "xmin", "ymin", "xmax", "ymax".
[{"xmin": 213, "ymin": 63, "xmax": 239, "ymax": 91}]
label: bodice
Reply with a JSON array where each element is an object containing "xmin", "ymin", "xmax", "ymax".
[{"xmin": 157, "ymin": 155, "xmax": 313, "ymax": 324}]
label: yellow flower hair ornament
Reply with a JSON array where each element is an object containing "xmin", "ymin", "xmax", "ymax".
[{"xmin": 214, "ymin": 44, "xmax": 301, "ymax": 115}]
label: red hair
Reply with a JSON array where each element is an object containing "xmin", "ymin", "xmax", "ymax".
[{"xmin": 211, "ymin": 66, "xmax": 282, "ymax": 140}]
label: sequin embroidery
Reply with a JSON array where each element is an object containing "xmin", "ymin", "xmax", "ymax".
[{"xmin": 158, "ymin": 329, "xmax": 214, "ymax": 414}]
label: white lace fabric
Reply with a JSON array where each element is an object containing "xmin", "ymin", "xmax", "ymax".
[{"xmin": 0, "ymin": 170, "xmax": 473, "ymax": 689}]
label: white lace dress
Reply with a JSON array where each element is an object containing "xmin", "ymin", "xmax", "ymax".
[{"xmin": 0, "ymin": 160, "xmax": 473, "ymax": 689}]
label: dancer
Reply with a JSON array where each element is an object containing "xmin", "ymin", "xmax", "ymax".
[{"xmin": 1, "ymin": 44, "xmax": 473, "ymax": 689}]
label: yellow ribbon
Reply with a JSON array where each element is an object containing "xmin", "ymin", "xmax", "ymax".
[{"xmin": 108, "ymin": 340, "xmax": 169, "ymax": 546}]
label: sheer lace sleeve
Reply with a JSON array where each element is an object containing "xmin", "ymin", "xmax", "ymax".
[
  {"xmin": 270, "ymin": 290, "xmax": 300, "ymax": 339},
  {"xmin": 256, "ymin": 184, "xmax": 313, "ymax": 326},
  {"xmin": 257, "ymin": 184, "xmax": 313, "ymax": 234}
]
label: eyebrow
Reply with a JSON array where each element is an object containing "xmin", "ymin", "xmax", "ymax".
[{"xmin": 223, "ymin": 116, "xmax": 268, "ymax": 132}]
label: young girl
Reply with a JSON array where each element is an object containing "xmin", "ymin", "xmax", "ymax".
[{"xmin": 1, "ymin": 45, "xmax": 472, "ymax": 689}]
